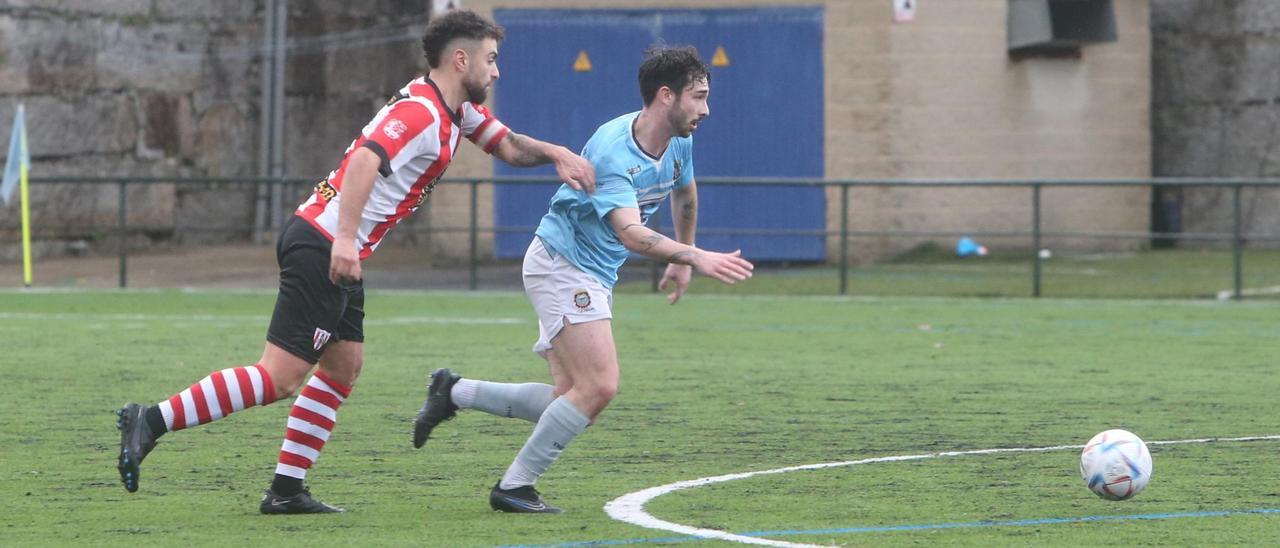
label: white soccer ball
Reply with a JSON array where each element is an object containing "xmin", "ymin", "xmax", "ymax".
[{"xmin": 1079, "ymin": 429, "xmax": 1153, "ymax": 500}]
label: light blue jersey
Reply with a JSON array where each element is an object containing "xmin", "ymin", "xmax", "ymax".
[{"xmin": 534, "ymin": 111, "xmax": 695, "ymax": 288}]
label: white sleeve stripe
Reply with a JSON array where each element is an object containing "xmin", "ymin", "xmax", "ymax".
[
  {"xmin": 483, "ymin": 127, "xmax": 509, "ymax": 152},
  {"xmin": 472, "ymin": 121, "xmax": 506, "ymax": 146},
  {"xmin": 467, "ymin": 117, "xmax": 494, "ymax": 140}
]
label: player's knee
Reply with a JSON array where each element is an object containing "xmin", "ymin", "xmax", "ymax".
[
  {"xmin": 553, "ymin": 378, "xmax": 574, "ymax": 396},
  {"xmin": 316, "ymin": 344, "xmax": 363, "ymax": 387},
  {"xmin": 271, "ymin": 373, "xmax": 306, "ymax": 400},
  {"xmin": 345, "ymin": 358, "xmax": 364, "ymax": 381},
  {"xmin": 589, "ymin": 380, "xmax": 618, "ymax": 406}
]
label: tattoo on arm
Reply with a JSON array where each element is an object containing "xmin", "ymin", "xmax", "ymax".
[
  {"xmin": 639, "ymin": 233, "xmax": 663, "ymax": 251},
  {"xmin": 502, "ymin": 133, "xmax": 550, "ymax": 167},
  {"xmin": 619, "ymin": 222, "xmax": 667, "ymax": 252},
  {"xmin": 680, "ymin": 199, "xmax": 697, "ymax": 222},
  {"xmin": 668, "ymin": 250, "xmax": 695, "ymax": 265}
]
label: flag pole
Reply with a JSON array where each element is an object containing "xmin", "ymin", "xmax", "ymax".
[{"xmin": 3, "ymin": 103, "xmax": 32, "ymax": 287}]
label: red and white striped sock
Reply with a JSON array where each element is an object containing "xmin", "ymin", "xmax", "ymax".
[
  {"xmin": 156, "ymin": 364, "xmax": 277, "ymax": 432},
  {"xmin": 274, "ymin": 371, "xmax": 352, "ymax": 481}
]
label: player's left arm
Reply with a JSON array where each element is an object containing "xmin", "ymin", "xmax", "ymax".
[
  {"xmin": 660, "ymin": 182, "xmax": 698, "ymax": 304},
  {"xmin": 608, "ymin": 206, "xmax": 752, "ymax": 292},
  {"xmin": 493, "ymin": 132, "xmax": 596, "ymax": 193}
]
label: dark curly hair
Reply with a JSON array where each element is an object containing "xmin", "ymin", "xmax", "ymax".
[
  {"xmin": 421, "ymin": 10, "xmax": 506, "ymax": 69},
  {"xmin": 638, "ymin": 45, "xmax": 710, "ymax": 106}
]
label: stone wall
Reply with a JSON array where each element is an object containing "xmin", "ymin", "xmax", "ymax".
[
  {"xmin": 0, "ymin": 0, "xmax": 432, "ymax": 258},
  {"xmin": 1152, "ymin": 0, "xmax": 1280, "ymax": 245},
  {"xmin": 0, "ymin": 1, "xmax": 255, "ymax": 256}
]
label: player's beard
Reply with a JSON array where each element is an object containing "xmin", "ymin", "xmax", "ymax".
[
  {"xmin": 464, "ymin": 75, "xmax": 489, "ymax": 104},
  {"xmin": 669, "ymin": 106, "xmax": 700, "ymax": 138}
]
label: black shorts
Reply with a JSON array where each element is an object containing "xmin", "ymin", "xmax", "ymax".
[{"xmin": 266, "ymin": 215, "xmax": 364, "ymax": 364}]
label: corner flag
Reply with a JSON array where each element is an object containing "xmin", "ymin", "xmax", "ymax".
[
  {"xmin": 1, "ymin": 104, "xmax": 28, "ymax": 206},
  {"xmin": 2, "ymin": 104, "xmax": 33, "ymax": 286}
]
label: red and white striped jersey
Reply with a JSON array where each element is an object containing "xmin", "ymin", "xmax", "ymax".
[{"xmin": 296, "ymin": 76, "xmax": 510, "ymax": 259}]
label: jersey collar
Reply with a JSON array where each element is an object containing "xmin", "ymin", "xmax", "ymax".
[
  {"xmin": 629, "ymin": 114, "xmax": 664, "ymax": 162},
  {"xmin": 424, "ymin": 77, "xmax": 463, "ymax": 127}
]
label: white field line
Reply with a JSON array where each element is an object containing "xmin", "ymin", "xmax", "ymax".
[
  {"xmin": 604, "ymin": 435, "xmax": 1280, "ymax": 547},
  {"xmin": 0, "ymin": 312, "xmax": 525, "ymax": 325},
  {"xmin": 1216, "ymin": 285, "xmax": 1280, "ymax": 301},
  {"xmin": 5, "ymin": 286, "xmax": 1275, "ymax": 308}
]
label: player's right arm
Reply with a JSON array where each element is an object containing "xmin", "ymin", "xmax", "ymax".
[
  {"xmin": 606, "ymin": 206, "xmax": 753, "ymax": 285},
  {"xmin": 329, "ymin": 147, "xmax": 379, "ymax": 284},
  {"xmin": 329, "ymin": 99, "xmax": 436, "ymax": 283},
  {"xmin": 493, "ymin": 132, "xmax": 596, "ymax": 193}
]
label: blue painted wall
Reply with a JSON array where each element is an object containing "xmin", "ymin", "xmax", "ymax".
[{"xmin": 493, "ymin": 7, "xmax": 824, "ymax": 261}]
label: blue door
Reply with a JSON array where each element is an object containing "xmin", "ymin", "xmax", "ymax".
[{"xmin": 493, "ymin": 7, "xmax": 824, "ymax": 261}]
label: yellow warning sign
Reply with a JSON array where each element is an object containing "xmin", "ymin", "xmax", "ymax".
[
  {"xmin": 710, "ymin": 45, "xmax": 730, "ymax": 67},
  {"xmin": 573, "ymin": 50, "xmax": 592, "ymax": 72}
]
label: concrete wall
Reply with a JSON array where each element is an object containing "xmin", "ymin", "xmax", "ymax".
[
  {"xmin": 830, "ymin": 0, "xmax": 1151, "ymax": 258},
  {"xmin": 1152, "ymin": 0, "xmax": 1280, "ymax": 245}
]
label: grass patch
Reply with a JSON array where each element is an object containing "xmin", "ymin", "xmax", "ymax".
[{"xmin": 3, "ymin": 291, "xmax": 1278, "ymax": 545}]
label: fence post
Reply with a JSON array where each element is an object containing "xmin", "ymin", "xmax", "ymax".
[
  {"xmin": 469, "ymin": 180, "xmax": 479, "ymax": 291},
  {"xmin": 118, "ymin": 181, "xmax": 128, "ymax": 288},
  {"xmin": 1032, "ymin": 183, "xmax": 1041, "ymax": 298},
  {"xmin": 839, "ymin": 183, "xmax": 849, "ymax": 295},
  {"xmin": 1232, "ymin": 184, "xmax": 1243, "ymax": 300}
]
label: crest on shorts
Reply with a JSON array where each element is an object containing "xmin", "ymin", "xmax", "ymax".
[
  {"xmin": 313, "ymin": 327, "xmax": 332, "ymax": 350},
  {"xmin": 573, "ymin": 289, "xmax": 592, "ymax": 310}
]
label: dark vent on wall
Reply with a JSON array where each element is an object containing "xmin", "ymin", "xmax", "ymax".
[{"xmin": 1008, "ymin": 0, "xmax": 1117, "ymax": 59}]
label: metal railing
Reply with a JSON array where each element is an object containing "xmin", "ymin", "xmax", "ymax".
[{"xmin": 18, "ymin": 175, "xmax": 1280, "ymax": 297}]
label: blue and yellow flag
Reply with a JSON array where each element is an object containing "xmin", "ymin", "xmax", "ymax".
[{"xmin": 1, "ymin": 104, "xmax": 28, "ymax": 206}]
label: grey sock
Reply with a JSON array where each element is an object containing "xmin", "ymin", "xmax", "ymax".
[
  {"xmin": 454, "ymin": 379, "xmax": 555, "ymax": 423},
  {"xmin": 499, "ymin": 397, "xmax": 590, "ymax": 489}
]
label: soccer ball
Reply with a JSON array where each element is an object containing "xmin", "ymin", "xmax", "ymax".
[{"xmin": 1079, "ymin": 429, "xmax": 1153, "ymax": 500}]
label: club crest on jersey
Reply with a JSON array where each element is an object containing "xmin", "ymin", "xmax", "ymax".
[
  {"xmin": 573, "ymin": 289, "xmax": 592, "ymax": 310},
  {"xmin": 313, "ymin": 327, "xmax": 332, "ymax": 351},
  {"xmin": 383, "ymin": 119, "xmax": 408, "ymax": 140},
  {"xmin": 672, "ymin": 159, "xmax": 681, "ymax": 182},
  {"xmin": 626, "ymin": 165, "xmax": 642, "ymax": 176}
]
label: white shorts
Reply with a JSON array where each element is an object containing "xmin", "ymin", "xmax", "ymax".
[{"xmin": 523, "ymin": 237, "xmax": 613, "ymax": 358}]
